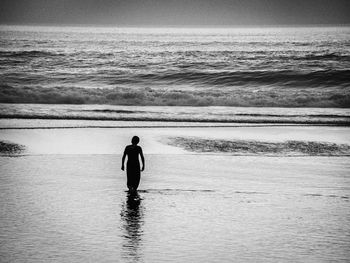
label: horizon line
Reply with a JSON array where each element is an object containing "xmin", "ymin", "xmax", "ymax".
[{"xmin": 1, "ymin": 22, "xmax": 350, "ymax": 29}]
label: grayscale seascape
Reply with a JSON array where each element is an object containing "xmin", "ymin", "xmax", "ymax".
[
  {"xmin": 1, "ymin": 2, "xmax": 350, "ymax": 262},
  {"xmin": 1, "ymin": 125, "xmax": 350, "ymax": 262},
  {"xmin": 1, "ymin": 26, "xmax": 349, "ymax": 107}
]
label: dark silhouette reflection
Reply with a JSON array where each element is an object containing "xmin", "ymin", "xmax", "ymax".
[{"xmin": 120, "ymin": 191, "xmax": 144, "ymax": 263}]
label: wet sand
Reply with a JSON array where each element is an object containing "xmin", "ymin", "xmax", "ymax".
[{"xmin": 0, "ymin": 124, "xmax": 350, "ymax": 262}]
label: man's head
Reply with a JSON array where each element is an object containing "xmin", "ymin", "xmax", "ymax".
[{"xmin": 131, "ymin": 136, "xmax": 140, "ymax": 145}]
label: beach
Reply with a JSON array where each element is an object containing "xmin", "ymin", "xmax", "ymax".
[
  {"xmin": 1, "ymin": 119, "xmax": 350, "ymax": 262},
  {"xmin": 0, "ymin": 24, "xmax": 349, "ymax": 262}
]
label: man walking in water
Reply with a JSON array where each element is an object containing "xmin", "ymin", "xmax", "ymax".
[{"xmin": 121, "ymin": 136, "xmax": 145, "ymax": 192}]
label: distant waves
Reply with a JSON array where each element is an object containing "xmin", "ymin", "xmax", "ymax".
[
  {"xmin": 0, "ymin": 26, "xmax": 349, "ymax": 107},
  {"xmin": 1, "ymin": 50, "xmax": 349, "ymax": 88}
]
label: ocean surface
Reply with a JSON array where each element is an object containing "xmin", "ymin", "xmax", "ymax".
[
  {"xmin": 1, "ymin": 104, "xmax": 350, "ymax": 126},
  {"xmin": 0, "ymin": 26, "xmax": 349, "ymax": 107}
]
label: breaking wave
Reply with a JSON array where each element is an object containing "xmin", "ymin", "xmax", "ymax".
[
  {"xmin": 134, "ymin": 69, "xmax": 350, "ymax": 87},
  {"xmin": 0, "ymin": 50, "xmax": 64, "ymax": 58},
  {"xmin": 1, "ymin": 85, "xmax": 349, "ymax": 108},
  {"xmin": 300, "ymin": 52, "xmax": 350, "ymax": 61}
]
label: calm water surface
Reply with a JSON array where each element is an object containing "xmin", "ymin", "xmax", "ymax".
[{"xmin": 1, "ymin": 154, "xmax": 349, "ymax": 262}]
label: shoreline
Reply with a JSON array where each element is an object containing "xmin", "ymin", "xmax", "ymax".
[
  {"xmin": 1, "ymin": 116, "xmax": 349, "ymax": 126},
  {"xmin": 1, "ymin": 119, "xmax": 350, "ymax": 130},
  {"xmin": 1, "ymin": 124, "xmax": 349, "ymax": 155}
]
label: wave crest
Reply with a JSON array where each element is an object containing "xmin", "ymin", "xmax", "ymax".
[
  {"xmin": 1, "ymin": 85, "xmax": 349, "ymax": 108},
  {"xmin": 0, "ymin": 50, "xmax": 63, "ymax": 58},
  {"xmin": 136, "ymin": 69, "xmax": 350, "ymax": 87},
  {"xmin": 300, "ymin": 52, "xmax": 350, "ymax": 61}
]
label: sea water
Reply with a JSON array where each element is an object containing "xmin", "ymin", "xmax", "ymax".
[
  {"xmin": 0, "ymin": 26, "xmax": 349, "ymax": 107},
  {"xmin": 0, "ymin": 152, "xmax": 349, "ymax": 262},
  {"xmin": 0, "ymin": 104, "xmax": 350, "ymax": 126}
]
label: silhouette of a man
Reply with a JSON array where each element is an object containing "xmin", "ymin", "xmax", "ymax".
[{"xmin": 121, "ymin": 136, "xmax": 145, "ymax": 192}]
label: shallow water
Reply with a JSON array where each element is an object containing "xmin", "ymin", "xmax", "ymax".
[
  {"xmin": 1, "ymin": 124, "xmax": 349, "ymax": 262},
  {"xmin": 1, "ymin": 154, "xmax": 349, "ymax": 262},
  {"xmin": 1, "ymin": 125, "xmax": 350, "ymax": 155}
]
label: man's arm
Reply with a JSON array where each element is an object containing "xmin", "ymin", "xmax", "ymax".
[
  {"xmin": 140, "ymin": 147, "xmax": 145, "ymax": 171},
  {"xmin": 121, "ymin": 147, "xmax": 127, "ymax": 170}
]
